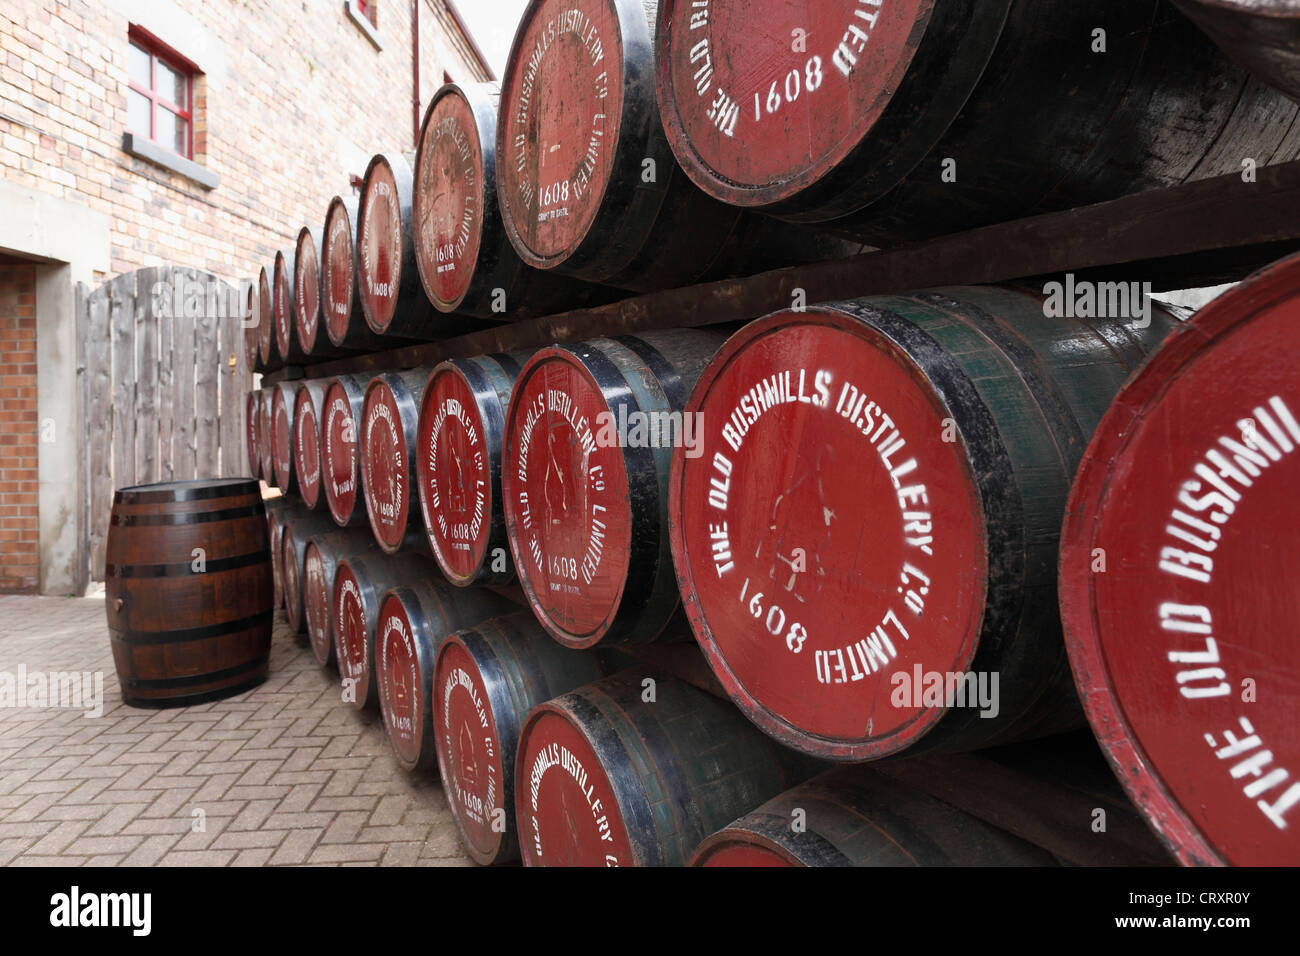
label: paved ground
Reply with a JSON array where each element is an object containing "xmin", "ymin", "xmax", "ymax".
[{"xmin": 0, "ymin": 595, "xmax": 472, "ymax": 867}]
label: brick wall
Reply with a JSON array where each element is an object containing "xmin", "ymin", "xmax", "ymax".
[
  {"xmin": 0, "ymin": 0, "xmax": 492, "ymax": 283},
  {"xmin": 0, "ymin": 258, "xmax": 40, "ymax": 593}
]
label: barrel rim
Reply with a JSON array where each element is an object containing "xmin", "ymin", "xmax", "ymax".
[
  {"xmin": 294, "ymin": 224, "xmax": 323, "ymax": 352},
  {"xmin": 688, "ymin": 827, "xmax": 806, "ymax": 868},
  {"xmin": 1058, "ymin": 251, "xmax": 1300, "ymax": 868},
  {"xmin": 293, "ymin": 382, "xmax": 325, "ymax": 510},
  {"xmin": 361, "ymin": 372, "xmax": 420, "ymax": 553},
  {"xmin": 668, "ymin": 303, "xmax": 988, "ymax": 759},
  {"xmin": 114, "ymin": 478, "xmax": 260, "ymax": 504},
  {"xmin": 322, "ymin": 194, "xmax": 360, "ymax": 348}
]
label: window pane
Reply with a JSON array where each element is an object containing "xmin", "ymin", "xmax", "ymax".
[
  {"xmin": 171, "ymin": 112, "xmax": 189, "ymax": 156},
  {"xmin": 156, "ymin": 107, "xmax": 176, "ymax": 151},
  {"xmin": 157, "ymin": 59, "xmax": 186, "ymax": 107},
  {"xmin": 128, "ymin": 88, "xmax": 151, "ymax": 135},
  {"xmin": 128, "ymin": 42, "xmax": 150, "ymax": 86}
]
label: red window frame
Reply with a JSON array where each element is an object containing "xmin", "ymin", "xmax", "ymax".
[
  {"xmin": 354, "ymin": 0, "xmax": 378, "ymax": 28},
  {"xmin": 127, "ymin": 25, "xmax": 196, "ymax": 160}
]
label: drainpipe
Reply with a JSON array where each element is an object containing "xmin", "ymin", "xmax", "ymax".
[{"xmin": 412, "ymin": 0, "xmax": 420, "ymax": 145}]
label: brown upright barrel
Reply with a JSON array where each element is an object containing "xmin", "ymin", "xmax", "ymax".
[
  {"xmin": 257, "ymin": 385, "xmax": 275, "ymax": 486},
  {"xmin": 433, "ymin": 611, "xmax": 611, "ymax": 865},
  {"xmin": 495, "ymin": 0, "xmax": 859, "ymax": 292},
  {"xmin": 1060, "ymin": 252, "xmax": 1300, "ymax": 867},
  {"xmin": 670, "ymin": 286, "xmax": 1179, "ymax": 761},
  {"xmin": 105, "ymin": 479, "xmax": 272, "ymax": 707},
  {"xmin": 413, "ymin": 81, "xmax": 615, "ymax": 321},
  {"xmin": 256, "ymin": 265, "xmax": 277, "ymax": 370},
  {"xmin": 503, "ymin": 331, "xmax": 724, "ymax": 648},
  {"xmin": 1173, "ymin": 1, "xmax": 1300, "ymax": 105},
  {"xmin": 303, "ymin": 529, "xmax": 377, "ymax": 668},
  {"xmin": 655, "ymin": 1, "xmax": 1300, "ymax": 241},
  {"xmin": 321, "ymin": 374, "xmax": 372, "ymax": 527},
  {"xmin": 322, "ymin": 196, "xmax": 393, "ymax": 352},
  {"xmin": 281, "ymin": 511, "xmax": 344, "ymax": 638},
  {"xmin": 358, "ymin": 152, "xmax": 436, "ymax": 339},
  {"xmin": 374, "ymin": 581, "xmax": 515, "ymax": 772},
  {"xmin": 515, "ymin": 671, "xmax": 818, "ymax": 866},
  {"xmin": 273, "ymin": 247, "xmax": 308, "ymax": 364},
  {"xmin": 417, "ymin": 353, "xmax": 532, "ymax": 587},
  {"xmin": 270, "ymin": 380, "xmax": 299, "ymax": 494},
  {"xmin": 245, "ymin": 391, "xmax": 261, "ymax": 479},
  {"xmin": 361, "ymin": 370, "xmax": 430, "ymax": 553},
  {"xmin": 292, "ymin": 379, "xmax": 329, "ymax": 510},
  {"xmin": 331, "ymin": 552, "xmax": 440, "ymax": 711},
  {"xmin": 690, "ymin": 766, "xmax": 1054, "ymax": 867}
]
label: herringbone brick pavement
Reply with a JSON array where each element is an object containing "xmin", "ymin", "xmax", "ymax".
[{"xmin": 0, "ymin": 595, "xmax": 472, "ymax": 867}]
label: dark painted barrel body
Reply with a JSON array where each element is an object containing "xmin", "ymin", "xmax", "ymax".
[
  {"xmin": 357, "ymin": 151, "xmax": 465, "ymax": 341},
  {"xmin": 332, "ymin": 552, "xmax": 441, "ymax": 711},
  {"xmin": 433, "ymin": 611, "xmax": 613, "ymax": 865},
  {"xmin": 414, "ymin": 81, "xmax": 616, "ymax": 320},
  {"xmin": 321, "ymin": 374, "xmax": 373, "ymax": 527},
  {"xmin": 691, "ymin": 766, "xmax": 1055, "ymax": 867},
  {"xmin": 417, "ymin": 352, "xmax": 533, "ymax": 587},
  {"xmin": 256, "ymin": 265, "xmax": 277, "ymax": 371},
  {"xmin": 1173, "ymin": 0, "xmax": 1300, "ymax": 105},
  {"xmin": 671, "ymin": 286, "xmax": 1180, "ymax": 761},
  {"xmin": 270, "ymin": 380, "xmax": 299, "ymax": 495},
  {"xmin": 655, "ymin": 1, "xmax": 1300, "ymax": 243},
  {"xmin": 280, "ymin": 510, "xmax": 345, "ymax": 638},
  {"xmin": 1060, "ymin": 252, "xmax": 1300, "ymax": 867},
  {"xmin": 273, "ymin": 247, "xmax": 308, "ymax": 364},
  {"xmin": 495, "ymin": 0, "xmax": 859, "ymax": 293},
  {"xmin": 374, "ymin": 580, "xmax": 515, "ymax": 771},
  {"xmin": 292, "ymin": 379, "xmax": 329, "ymax": 511},
  {"xmin": 362, "ymin": 369, "xmax": 431, "ymax": 553},
  {"xmin": 245, "ymin": 390, "xmax": 261, "ymax": 479},
  {"xmin": 515, "ymin": 671, "xmax": 819, "ymax": 866},
  {"xmin": 504, "ymin": 330, "xmax": 725, "ymax": 648},
  {"xmin": 105, "ymin": 479, "xmax": 272, "ymax": 707},
  {"xmin": 322, "ymin": 196, "xmax": 396, "ymax": 352},
  {"xmin": 303, "ymin": 528, "xmax": 377, "ymax": 668}
]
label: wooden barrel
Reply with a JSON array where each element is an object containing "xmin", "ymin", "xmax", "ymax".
[
  {"xmin": 1173, "ymin": 1, "xmax": 1300, "ymax": 105},
  {"xmin": 242, "ymin": 280, "xmax": 262, "ymax": 373},
  {"xmin": 413, "ymin": 81, "xmax": 616, "ymax": 321},
  {"xmin": 105, "ymin": 478, "xmax": 272, "ymax": 707},
  {"xmin": 269, "ymin": 380, "xmax": 299, "ymax": 495},
  {"xmin": 374, "ymin": 580, "xmax": 515, "ymax": 772},
  {"xmin": 273, "ymin": 247, "xmax": 308, "ymax": 364},
  {"xmin": 293, "ymin": 224, "xmax": 351, "ymax": 358},
  {"xmin": 332, "ymin": 552, "xmax": 441, "ymax": 710},
  {"xmin": 690, "ymin": 766, "xmax": 1054, "ymax": 867},
  {"xmin": 1059, "ymin": 252, "xmax": 1300, "ymax": 867},
  {"xmin": 670, "ymin": 286, "xmax": 1179, "ymax": 761},
  {"xmin": 321, "ymin": 374, "xmax": 372, "ymax": 527},
  {"xmin": 361, "ymin": 370, "xmax": 431, "ymax": 553},
  {"xmin": 256, "ymin": 265, "xmax": 277, "ymax": 370},
  {"xmin": 245, "ymin": 390, "xmax": 261, "ymax": 479},
  {"xmin": 265, "ymin": 496, "xmax": 286, "ymax": 611},
  {"xmin": 357, "ymin": 152, "xmax": 452, "ymax": 340},
  {"xmin": 433, "ymin": 611, "xmax": 612, "ymax": 865},
  {"xmin": 515, "ymin": 671, "xmax": 818, "ymax": 866},
  {"xmin": 257, "ymin": 385, "xmax": 275, "ymax": 487},
  {"xmin": 281, "ymin": 511, "xmax": 344, "ymax": 638},
  {"xmin": 322, "ymin": 196, "xmax": 394, "ymax": 352},
  {"xmin": 654, "ymin": 1, "xmax": 1300, "ymax": 242},
  {"xmin": 292, "ymin": 379, "xmax": 329, "ymax": 510},
  {"xmin": 503, "ymin": 330, "xmax": 725, "ymax": 648},
  {"xmin": 303, "ymin": 529, "xmax": 377, "ymax": 668},
  {"xmin": 495, "ymin": 0, "xmax": 859, "ymax": 292},
  {"xmin": 417, "ymin": 353, "xmax": 532, "ymax": 587}
]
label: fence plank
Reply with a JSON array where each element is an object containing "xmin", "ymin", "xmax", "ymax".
[
  {"xmin": 172, "ymin": 269, "xmax": 197, "ymax": 479},
  {"xmin": 84, "ymin": 281, "xmax": 114, "ymax": 580},
  {"xmin": 157, "ymin": 269, "xmax": 175, "ymax": 483},
  {"xmin": 195, "ymin": 268, "xmax": 220, "ymax": 477},
  {"xmin": 217, "ymin": 280, "xmax": 244, "ymax": 477},
  {"xmin": 134, "ymin": 268, "xmax": 159, "ymax": 484},
  {"xmin": 109, "ymin": 274, "xmax": 136, "ymax": 492}
]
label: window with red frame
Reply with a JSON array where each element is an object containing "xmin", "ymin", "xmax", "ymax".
[
  {"xmin": 355, "ymin": 0, "xmax": 378, "ymax": 28},
  {"xmin": 126, "ymin": 29, "xmax": 195, "ymax": 159}
]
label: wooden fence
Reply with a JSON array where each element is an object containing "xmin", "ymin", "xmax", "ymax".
[{"xmin": 78, "ymin": 266, "xmax": 253, "ymax": 582}]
